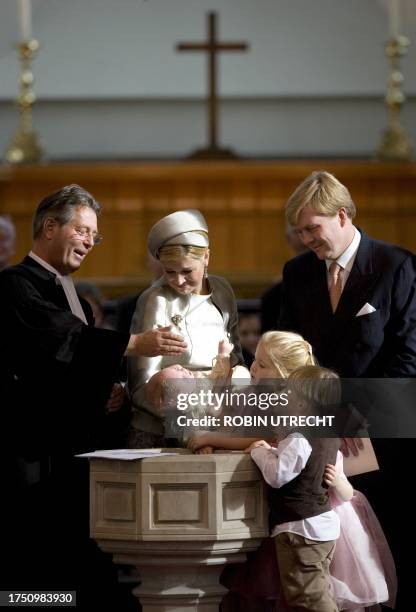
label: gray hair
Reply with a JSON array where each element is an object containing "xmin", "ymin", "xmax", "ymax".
[
  {"xmin": 0, "ymin": 216, "xmax": 16, "ymax": 241},
  {"xmin": 32, "ymin": 184, "xmax": 101, "ymax": 240}
]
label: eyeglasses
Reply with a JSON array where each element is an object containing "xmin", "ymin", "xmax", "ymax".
[{"xmin": 71, "ymin": 225, "xmax": 103, "ymax": 246}]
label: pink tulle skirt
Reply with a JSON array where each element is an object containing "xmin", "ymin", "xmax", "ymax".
[
  {"xmin": 329, "ymin": 489, "xmax": 397, "ymax": 609},
  {"xmin": 221, "ymin": 490, "xmax": 397, "ymax": 610}
]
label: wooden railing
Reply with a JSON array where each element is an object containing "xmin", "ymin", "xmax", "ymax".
[{"xmin": 1, "ymin": 160, "xmax": 415, "ymax": 298}]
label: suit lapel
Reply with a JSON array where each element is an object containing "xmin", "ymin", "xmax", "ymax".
[
  {"xmin": 297, "ymin": 232, "xmax": 380, "ymax": 327},
  {"xmin": 302, "ymin": 255, "xmax": 333, "ymax": 328},
  {"xmin": 333, "ymin": 231, "xmax": 380, "ymax": 321}
]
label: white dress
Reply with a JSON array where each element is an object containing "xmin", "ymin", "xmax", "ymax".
[{"xmin": 127, "ymin": 275, "xmax": 243, "ymax": 435}]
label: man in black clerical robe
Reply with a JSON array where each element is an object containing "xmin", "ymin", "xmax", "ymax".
[{"xmin": 0, "ymin": 185, "xmax": 186, "ymax": 609}]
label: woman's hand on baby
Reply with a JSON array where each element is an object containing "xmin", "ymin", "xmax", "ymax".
[
  {"xmin": 323, "ymin": 463, "xmax": 342, "ymax": 488},
  {"xmin": 244, "ymin": 440, "xmax": 272, "ymax": 453}
]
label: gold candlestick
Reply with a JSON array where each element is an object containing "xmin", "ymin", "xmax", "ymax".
[
  {"xmin": 377, "ymin": 35, "xmax": 412, "ymax": 160},
  {"xmin": 5, "ymin": 39, "xmax": 43, "ymax": 164}
]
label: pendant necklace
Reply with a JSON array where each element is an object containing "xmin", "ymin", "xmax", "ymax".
[{"xmin": 170, "ymin": 294, "xmax": 211, "ymax": 329}]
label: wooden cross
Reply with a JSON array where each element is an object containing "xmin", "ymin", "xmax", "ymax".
[{"xmin": 177, "ymin": 12, "xmax": 248, "ymax": 159}]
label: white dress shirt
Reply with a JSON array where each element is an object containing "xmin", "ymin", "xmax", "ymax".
[
  {"xmin": 325, "ymin": 227, "xmax": 361, "ymax": 290},
  {"xmin": 251, "ymin": 433, "xmax": 340, "ymax": 541}
]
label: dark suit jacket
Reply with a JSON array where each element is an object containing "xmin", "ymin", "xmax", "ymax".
[
  {"xmin": 279, "ymin": 230, "xmax": 416, "ymax": 378},
  {"xmin": 261, "ymin": 280, "xmax": 283, "ymax": 333}
]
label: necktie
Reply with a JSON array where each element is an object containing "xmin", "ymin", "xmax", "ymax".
[{"xmin": 329, "ymin": 262, "xmax": 343, "ymax": 313}]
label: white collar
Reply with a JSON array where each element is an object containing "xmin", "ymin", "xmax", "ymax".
[
  {"xmin": 325, "ymin": 227, "xmax": 361, "ymax": 272},
  {"xmin": 28, "ymin": 251, "xmax": 88, "ymax": 324},
  {"xmin": 29, "ymin": 251, "xmax": 62, "ymax": 277}
]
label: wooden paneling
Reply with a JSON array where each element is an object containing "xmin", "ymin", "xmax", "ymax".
[{"xmin": 0, "ymin": 160, "xmax": 415, "ymax": 298}]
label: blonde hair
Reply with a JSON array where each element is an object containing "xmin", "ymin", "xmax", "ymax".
[
  {"xmin": 158, "ymin": 230, "xmax": 209, "ymax": 264},
  {"xmin": 259, "ymin": 331, "xmax": 316, "ymax": 378},
  {"xmin": 285, "ymin": 170, "xmax": 356, "ymax": 227},
  {"xmin": 288, "ymin": 365, "xmax": 341, "ymax": 407},
  {"xmin": 159, "ymin": 244, "xmax": 208, "ymax": 264}
]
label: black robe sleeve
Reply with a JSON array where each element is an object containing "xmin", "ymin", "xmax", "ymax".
[{"xmin": 0, "ymin": 266, "xmax": 130, "ymax": 456}]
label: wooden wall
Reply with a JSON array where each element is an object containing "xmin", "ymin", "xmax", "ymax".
[{"xmin": 0, "ymin": 160, "xmax": 415, "ymax": 298}]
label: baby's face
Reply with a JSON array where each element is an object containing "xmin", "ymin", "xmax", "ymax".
[
  {"xmin": 160, "ymin": 364, "xmax": 194, "ymax": 381},
  {"xmin": 146, "ymin": 365, "xmax": 195, "ymax": 409},
  {"xmin": 159, "ymin": 365, "xmax": 197, "ymax": 403}
]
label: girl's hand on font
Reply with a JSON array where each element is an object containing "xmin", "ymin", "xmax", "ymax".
[{"xmin": 244, "ymin": 440, "xmax": 272, "ymax": 453}]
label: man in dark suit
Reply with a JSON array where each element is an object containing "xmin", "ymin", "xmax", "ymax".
[
  {"xmin": 278, "ymin": 170, "xmax": 416, "ymax": 609},
  {"xmin": 279, "ymin": 171, "xmax": 416, "ymax": 377}
]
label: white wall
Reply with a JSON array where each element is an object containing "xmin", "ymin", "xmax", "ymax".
[{"xmin": 0, "ymin": 0, "xmax": 415, "ymax": 158}]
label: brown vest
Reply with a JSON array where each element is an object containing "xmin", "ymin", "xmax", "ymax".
[{"xmin": 268, "ymin": 436, "xmax": 339, "ymax": 528}]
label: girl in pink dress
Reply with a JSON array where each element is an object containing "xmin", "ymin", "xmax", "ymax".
[{"xmin": 324, "ymin": 453, "xmax": 397, "ymax": 611}]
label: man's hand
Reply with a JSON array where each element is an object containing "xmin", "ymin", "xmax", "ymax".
[
  {"xmin": 244, "ymin": 440, "xmax": 271, "ymax": 453},
  {"xmin": 340, "ymin": 437, "xmax": 364, "ymax": 457},
  {"xmin": 106, "ymin": 382, "xmax": 125, "ymax": 413},
  {"xmin": 126, "ymin": 326, "xmax": 187, "ymax": 357}
]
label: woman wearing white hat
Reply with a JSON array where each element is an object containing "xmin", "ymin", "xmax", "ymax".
[{"xmin": 127, "ymin": 209, "xmax": 244, "ymax": 447}]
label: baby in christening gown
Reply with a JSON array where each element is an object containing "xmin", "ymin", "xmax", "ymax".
[{"xmin": 145, "ymin": 338, "xmax": 250, "ymax": 444}]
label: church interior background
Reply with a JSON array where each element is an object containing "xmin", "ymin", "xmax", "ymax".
[
  {"xmin": 1, "ymin": 1, "xmax": 416, "ymax": 609},
  {"xmin": 0, "ymin": 0, "xmax": 415, "ymax": 299}
]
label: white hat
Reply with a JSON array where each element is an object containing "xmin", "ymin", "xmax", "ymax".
[{"xmin": 148, "ymin": 209, "xmax": 209, "ymax": 258}]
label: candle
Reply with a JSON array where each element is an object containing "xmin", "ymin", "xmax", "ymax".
[
  {"xmin": 388, "ymin": 0, "xmax": 400, "ymax": 38},
  {"xmin": 17, "ymin": 0, "xmax": 32, "ymax": 41}
]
